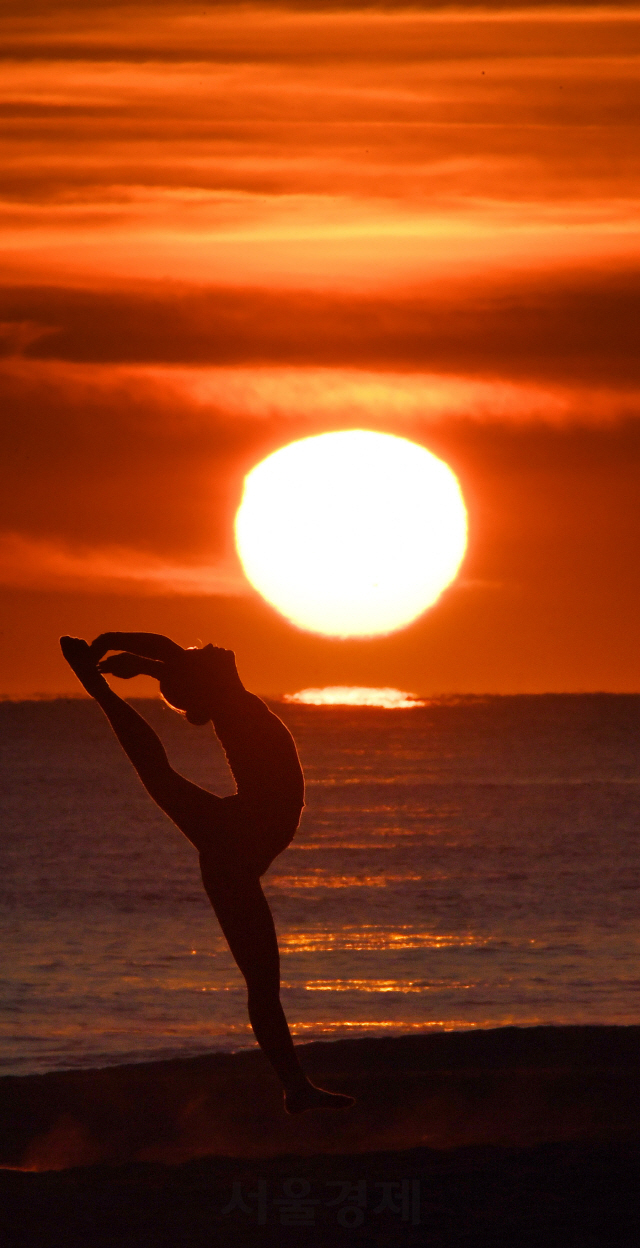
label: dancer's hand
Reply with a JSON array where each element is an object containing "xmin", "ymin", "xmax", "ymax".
[
  {"xmin": 98, "ymin": 653, "xmax": 164, "ymax": 680},
  {"xmin": 89, "ymin": 632, "xmax": 183, "ymax": 663},
  {"xmin": 98, "ymin": 653, "xmax": 146, "ymax": 679}
]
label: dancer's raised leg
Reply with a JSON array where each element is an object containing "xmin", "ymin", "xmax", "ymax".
[{"xmin": 60, "ymin": 637, "xmax": 217, "ymax": 846}]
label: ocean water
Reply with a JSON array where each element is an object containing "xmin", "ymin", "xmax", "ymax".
[{"xmin": 1, "ymin": 694, "xmax": 639, "ymax": 1077}]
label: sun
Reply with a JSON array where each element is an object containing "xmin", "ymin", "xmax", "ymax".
[{"xmin": 234, "ymin": 430, "xmax": 467, "ymax": 637}]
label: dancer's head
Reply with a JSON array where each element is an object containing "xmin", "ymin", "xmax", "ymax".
[{"xmin": 159, "ymin": 644, "xmax": 240, "ymax": 724}]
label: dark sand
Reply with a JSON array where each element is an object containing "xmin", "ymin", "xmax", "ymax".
[{"xmin": 2, "ymin": 1026, "xmax": 640, "ymax": 1245}]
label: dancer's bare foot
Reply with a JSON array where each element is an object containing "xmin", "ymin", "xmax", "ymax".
[
  {"xmin": 284, "ymin": 1075, "xmax": 355, "ymax": 1115},
  {"xmin": 60, "ymin": 636, "xmax": 106, "ymax": 697}
]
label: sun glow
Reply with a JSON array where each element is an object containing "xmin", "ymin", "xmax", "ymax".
[{"xmin": 234, "ymin": 430, "xmax": 467, "ymax": 637}]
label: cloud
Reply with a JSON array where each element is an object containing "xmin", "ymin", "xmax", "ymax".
[
  {"xmin": 0, "ymin": 357, "xmax": 256, "ymax": 560},
  {"xmin": 3, "ymin": 4, "xmax": 640, "ymax": 67},
  {"xmin": 2, "ymin": 1, "xmax": 639, "ymax": 292},
  {"xmin": 0, "ymin": 531, "xmax": 247, "ymax": 595},
  {"xmin": 2, "ymin": 269, "xmax": 640, "ymax": 387},
  {"xmin": 174, "ymin": 365, "xmax": 575, "ymax": 426},
  {"xmin": 2, "ymin": 347, "xmax": 640, "ymax": 596}
]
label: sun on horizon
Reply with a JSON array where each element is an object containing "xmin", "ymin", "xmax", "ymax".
[{"xmin": 234, "ymin": 430, "xmax": 468, "ymax": 637}]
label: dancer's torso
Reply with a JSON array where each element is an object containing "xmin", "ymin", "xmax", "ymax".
[{"xmin": 211, "ymin": 690, "xmax": 305, "ymax": 825}]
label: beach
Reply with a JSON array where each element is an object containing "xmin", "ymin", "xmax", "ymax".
[
  {"xmin": 3, "ymin": 698, "xmax": 640, "ymax": 1240},
  {"xmin": 3, "ymin": 1026, "xmax": 640, "ymax": 1245}
]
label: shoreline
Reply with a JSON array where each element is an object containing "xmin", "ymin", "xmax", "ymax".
[
  {"xmin": 2, "ymin": 1026, "xmax": 640, "ymax": 1246},
  {"xmin": 3, "ymin": 1024, "xmax": 640, "ymax": 1173}
]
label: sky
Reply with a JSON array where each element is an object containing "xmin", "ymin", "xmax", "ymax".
[{"xmin": 1, "ymin": 0, "xmax": 639, "ymax": 697}]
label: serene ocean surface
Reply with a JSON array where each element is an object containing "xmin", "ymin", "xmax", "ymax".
[{"xmin": 1, "ymin": 694, "xmax": 639, "ymax": 1077}]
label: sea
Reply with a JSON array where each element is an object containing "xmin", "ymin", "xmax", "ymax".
[{"xmin": 1, "ymin": 693, "xmax": 639, "ymax": 1077}]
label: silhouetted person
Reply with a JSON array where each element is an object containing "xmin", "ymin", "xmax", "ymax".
[{"xmin": 60, "ymin": 632, "xmax": 355, "ymax": 1115}]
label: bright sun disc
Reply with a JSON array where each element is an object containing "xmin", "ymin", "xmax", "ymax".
[{"xmin": 234, "ymin": 430, "xmax": 467, "ymax": 637}]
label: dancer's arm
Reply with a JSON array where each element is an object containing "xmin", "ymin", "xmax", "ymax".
[{"xmin": 89, "ymin": 632, "xmax": 184, "ymax": 663}]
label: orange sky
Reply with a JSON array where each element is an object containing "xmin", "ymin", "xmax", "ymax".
[{"xmin": 1, "ymin": 1, "xmax": 639, "ymax": 696}]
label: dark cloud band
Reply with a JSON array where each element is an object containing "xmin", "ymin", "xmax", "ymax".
[{"xmin": 2, "ymin": 271, "xmax": 639, "ymax": 386}]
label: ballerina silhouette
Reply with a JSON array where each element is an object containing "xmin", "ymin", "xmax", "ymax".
[{"xmin": 60, "ymin": 632, "xmax": 355, "ymax": 1115}]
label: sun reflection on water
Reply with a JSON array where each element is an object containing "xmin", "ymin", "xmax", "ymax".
[
  {"xmin": 270, "ymin": 872, "xmax": 424, "ymax": 888},
  {"xmin": 279, "ymin": 927, "xmax": 491, "ymax": 952},
  {"xmin": 288, "ymin": 1020, "xmax": 476, "ymax": 1034},
  {"xmin": 285, "ymin": 687, "xmax": 426, "ymax": 708},
  {"xmin": 299, "ymin": 979, "xmax": 475, "ymax": 993}
]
